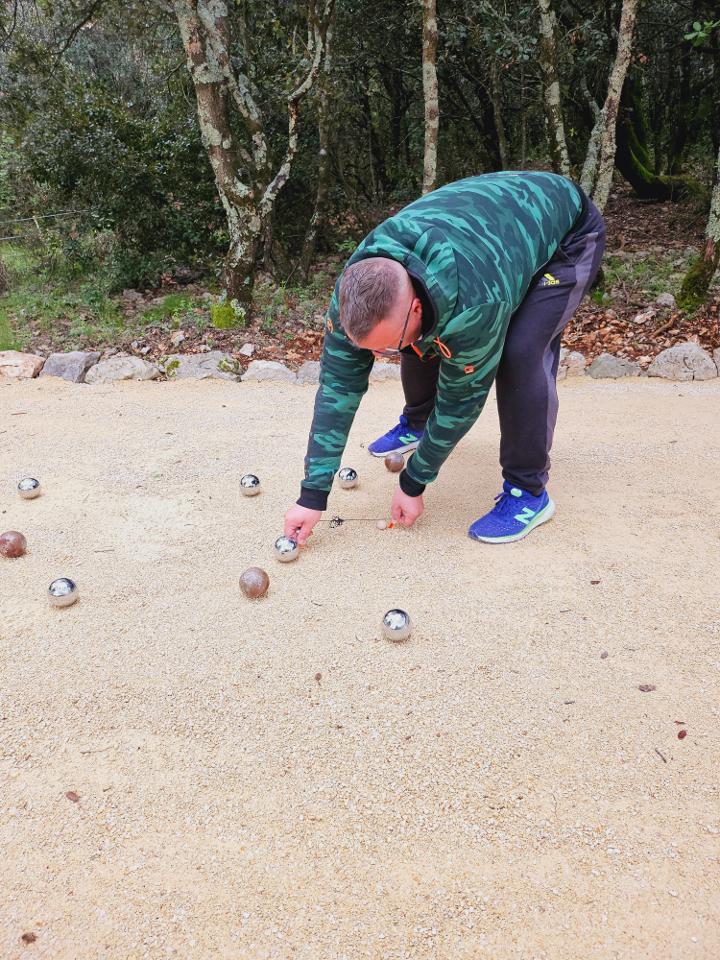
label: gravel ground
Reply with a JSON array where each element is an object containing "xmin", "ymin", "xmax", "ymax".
[{"xmin": 1, "ymin": 375, "xmax": 719, "ymax": 960}]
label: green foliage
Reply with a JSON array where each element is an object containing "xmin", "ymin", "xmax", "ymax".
[
  {"xmin": 684, "ymin": 19, "xmax": 720, "ymax": 47},
  {"xmin": 0, "ymin": 0, "xmax": 718, "ymax": 296}
]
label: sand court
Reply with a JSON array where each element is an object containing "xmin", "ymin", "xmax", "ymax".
[{"xmin": 1, "ymin": 375, "xmax": 719, "ymax": 959}]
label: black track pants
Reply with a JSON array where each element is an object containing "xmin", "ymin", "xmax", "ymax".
[{"xmin": 400, "ymin": 196, "xmax": 606, "ymax": 495}]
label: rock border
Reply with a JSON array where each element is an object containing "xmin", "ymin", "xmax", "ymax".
[{"xmin": 1, "ymin": 342, "xmax": 718, "ymax": 384}]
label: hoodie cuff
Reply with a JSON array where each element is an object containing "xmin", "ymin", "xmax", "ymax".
[
  {"xmin": 297, "ymin": 485, "xmax": 329, "ymax": 511},
  {"xmin": 399, "ymin": 469, "xmax": 426, "ymax": 498}
]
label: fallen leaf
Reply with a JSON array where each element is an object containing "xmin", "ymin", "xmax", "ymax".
[
  {"xmin": 65, "ymin": 791, "xmax": 80, "ymax": 802},
  {"xmin": 21, "ymin": 932, "xmax": 37, "ymax": 944},
  {"xmin": 678, "ymin": 730, "xmax": 687, "ymax": 740},
  {"xmin": 590, "ymin": 580, "xmax": 601, "ymax": 585},
  {"xmin": 638, "ymin": 684, "xmax": 656, "ymax": 693}
]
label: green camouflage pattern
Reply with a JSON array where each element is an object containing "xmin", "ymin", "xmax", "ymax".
[{"xmin": 301, "ymin": 171, "xmax": 583, "ymax": 500}]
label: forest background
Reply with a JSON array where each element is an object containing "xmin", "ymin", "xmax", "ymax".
[{"xmin": 0, "ymin": 0, "xmax": 718, "ymax": 370}]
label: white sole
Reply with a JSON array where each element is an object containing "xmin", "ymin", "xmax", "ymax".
[
  {"xmin": 469, "ymin": 499, "xmax": 556, "ymax": 544},
  {"xmin": 369, "ymin": 440, "xmax": 420, "ymax": 457}
]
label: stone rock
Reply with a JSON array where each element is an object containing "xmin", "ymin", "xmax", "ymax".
[
  {"xmin": 122, "ymin": 288, "xmax": 144, "ymax": 304},
  {"xmin": 654, "ymin": 292, "xmax": 676, "ymax": 310},
  {"xmin": 241, "ymin": 359, "xmax": 296, "ymax": 383},
  {"xmin": 0, "ymin": 351, "xmax": 45, "ymax": 379},
  {"xmin": 683, "ymin": 246, "xmax": 697, "ymax": 259},
  {"xmin": 370, "ymin": 361, "xmax": 402, "ymax": 381},
  {"xmin": 170, "ymin": 330, "xmax": 186, "ymax": 347},
  {"xmin": 239, "ymin": 342, "xmax": 255, "ymax": 357},
  {"xmin": 648, "ymin": 342, "xmax": 717, "ymax": 381},
  {"xmin": 39, "ymin": 351, "xmax": 101, "ymax": 383},
  {"xmin": 85, "ymin": 355, "xmax": 160, "ymax": 384},
  {"xmin": 587, "ymin": 353, "xmax": 641, "ymax": 379},
  {"xmin": 672, "ymin": 258, "xmax": 686, "ymax": 268},
  {"xmin": 631, "ymin": 307, "xmax": 656, "ymax": 325},
  {"xmin": 297, "ymin": 360, "xmax": 321, "ymax": 384},
  {"xmin": 162, "ymin": 351, "xmax": 241, "ymax": 381},
  {"xmin": 559, "ymin": 348, "xmax": 586, "ymax": 377}
]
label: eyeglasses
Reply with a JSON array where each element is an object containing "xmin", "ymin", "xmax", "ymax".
[{"xmin": 372, "ymin": 296, "xmax": 416, "ymax": 358}]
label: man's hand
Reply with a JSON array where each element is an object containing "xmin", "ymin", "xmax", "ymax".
[
  {"xmin": 284, "ymin": 504, "xmax": 322, "ymax": 545},
  {"xmin": 391, "ymin": 487, "xmax": 424, "ymax": 527}
]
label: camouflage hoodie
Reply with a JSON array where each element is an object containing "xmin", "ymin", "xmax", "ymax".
[{"xmin": 298, "ymin": 171, "xmax": 585, "ymax": 510}]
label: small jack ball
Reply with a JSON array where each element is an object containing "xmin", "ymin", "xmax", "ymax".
[
  {"xmin": 0, "ymin": 531, "xmax": 27, "ymax": 558},
  {"xmin": 382, "ymin": 608, "xmax": 412, "ymax": 642},
  {"xmin": 240, "ymin": 474, "xmax": 261, "ymax": 496},
  {"xmin": 384, "ymin": 453, "xmax": 404, "ymax": 473},
  {"xmin": 48, "ymin": 577, "xmax": 79, "ymax": 608},
  {"xmin": 274, "ymin": 535, "xmax": 299, "ymax": 563},
  {"xmin": 338, "ymin": 467, "xmax": 358, "ymax": 489},
  {"xmin": 18, "ymin": 477, "xmax": 41, "ymax": 499},
  {"xmin": 239, "ymin": 566, "xmax": 270, "ymax": 599}
]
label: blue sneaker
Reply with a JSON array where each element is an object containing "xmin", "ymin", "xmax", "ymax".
[
  {"xmin": 468, "ymin": 481, "xmax": 555, "ymax": 543},
  {"xmin": 368, "ymin": 414, "xmax": 424, "ymax": 457}
]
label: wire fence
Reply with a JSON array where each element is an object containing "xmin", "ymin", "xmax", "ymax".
[{"xmin": 0, "ymin": 208, "xmax": 89, "ymax": 244}]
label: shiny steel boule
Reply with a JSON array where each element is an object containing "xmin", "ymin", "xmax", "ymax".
[
  {"xmin": 48, "ymin": 577, "xmax": 79, "ymax": 608},
  {"xmin": 18, "ymin": 477, "xmax": 41, "ymax": 499},
  {"xmin": 240, "ymin": 473, "xmax": 261, "ymax": 496},
  {"xmin": 274, "ymin": 535, "xmax": 299, "ymax": 563},
  {"xmin": 382, "ymin": 608, "xmax": 412, "ymax": 642},
  {"xmin": 337, "ymin": 467, "xmax": 358, "ymax": 489}
]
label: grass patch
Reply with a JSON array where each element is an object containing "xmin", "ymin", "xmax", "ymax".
[{"xmin": 595, "ymin": 252, "xmax": 687, "ymax": 305}]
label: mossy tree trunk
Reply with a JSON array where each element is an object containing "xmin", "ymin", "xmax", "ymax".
[
  {"xmin": 679, "ymin": 146, "xmax": 720, "ymax": 309},
  {"xmin": 615, "ymin": 69, "xmax": 703, "ymax": 202}
]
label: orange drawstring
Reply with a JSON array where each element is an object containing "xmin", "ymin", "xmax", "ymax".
[{"xmin": 433, "ymin": 337, "xmax": 452, "ymax": 358}]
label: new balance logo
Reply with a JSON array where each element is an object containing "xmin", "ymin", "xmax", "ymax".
[
  {"xmin": 514, "ymin": 507, "xmax": 536, "ymax": 525},
  {"xmin": 399, "ymin": 434, "xmax": 418, "ymax": 444},
  {"xmin": 540, "ymin": 272, "xmax": 559, "ymax": 287}
]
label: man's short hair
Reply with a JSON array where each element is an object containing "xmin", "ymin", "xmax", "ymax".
[{"xmin": 339, "ymin": 258, "xmax": 402, "ymax": 342}]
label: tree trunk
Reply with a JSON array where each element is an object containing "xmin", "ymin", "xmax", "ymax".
[
  {"xmin": 300, "ymin": 19, "xmax": 334, "ymax": 279},
  {"xmin": 537, "ymin": 0, "xmax": 570, "ymax": 176},
  {"xmin": 679, "ymin": 146, "xmax": 720, "ymax": 309},
  {"xmin": 519, "ymin": 63, "xmax": 527, "ymax": 168},
  {"xmin": 591, "ymin": 0, "xmax": 640, "ymax": 212},
  {"xmin": 421, "ymin": 0, "xmax": 439, "ymax": 193},
  {"xmin": 579, "ymin": 77, "xmax": 602, "ymax": 194},
  {"xmin": 489, "ymin": 60, "xmax": 509, "ymax": 170},
  {"xmin": 172, "ymin": 0, "xmax": 334, "ymax": 305}
]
